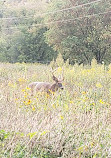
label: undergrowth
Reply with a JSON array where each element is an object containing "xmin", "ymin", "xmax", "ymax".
[{"xmin": 0, "ymin": 59, "xmax": 111, "ymax": 157}]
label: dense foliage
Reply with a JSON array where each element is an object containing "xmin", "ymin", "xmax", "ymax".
[
  {"xmin": 0, "ymin": 0, "xmax": 111, "ymax": 64},
  {"xmin": 45, "ymin": 0, "xmax": 111, "ymax": 64},
  {"xmin": 0, "ymin": 0, "xmax": 57, "ymax": 63}
]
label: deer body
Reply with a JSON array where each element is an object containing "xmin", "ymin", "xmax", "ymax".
[
  {"xmin": 35, "ymin": 82, "xmax": 52, "ymax": 92},
  {"xmin": 29, "ymin": 75, "xmax": 63, "ymax": 95}
]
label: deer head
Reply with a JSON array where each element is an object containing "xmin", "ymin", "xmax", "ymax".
[{"xmin": 51, "ymin": 75, "xmax": 64, "ymax": 92}]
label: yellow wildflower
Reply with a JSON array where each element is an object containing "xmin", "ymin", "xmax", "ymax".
[
  {"xmin": 46, "ymin": 94, "xmax": 50, "ymax": 98},
  {"xmin": 52, "ymin": 104, "xmax": 56, "ymax": 109},
  {"xmin": 40, "ymin": 130, "xmax": 50, "ymax": 136},
  {"xmin": 92, "ymin": 103, "xmax": 95, "ymax": 106},
  {"xmin": 82, "ymin": 91, "xmax": 87, "ymax": 95},
  {"xmin": 99, "ymin": 99, "xmax": 105, "ymax": 104},
  {"xmin": 26, "ymin": 87, "xmax": 31, "ymax": 90},
  {"xmin": 27, "ymin": 99, "xmax": 31, "ymax": 104},
  {"xmin": 32, "ymin": 106, "xmax": 36, "ymax": 111},
  {"xmin": 57, "ymin": 67, "xmax": 62, "ymax": 73},
  {"xmin": 23, "ymin": 101, "xmax": 26, "ymax": 104},
  {"xmin": 22, "ymin": 89, "xmax": 26, "ymax": 92},
  {"xmin": 18, "ymin": 78, "xmax": 26, "ymax": 85},
  {"xmin": 60, "ymin": 115, "xmax": 64, "ymax": 120},
  {"xmin": 96, "ymin": 83, "xmax": 102, "ymax": 88},
  {"xmin": 70, "ymin": 100, "xmax": 73, "ymax": 104},
  {"xmin": 24, "ymin": 99, "xmax": 31, "ymax": 105}
]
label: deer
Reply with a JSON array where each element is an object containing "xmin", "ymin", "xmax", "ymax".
[{"xmin": 29, "ymin": 75, "xmax": 64, "ymax": 96}]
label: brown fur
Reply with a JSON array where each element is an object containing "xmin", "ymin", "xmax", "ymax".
[{"xmin": 29, "ymin": 76, "xmax": 63, "ymax": 95}]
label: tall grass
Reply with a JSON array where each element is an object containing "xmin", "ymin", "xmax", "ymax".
[{"xmin": 0, "ymin": 60, "xmax": 111, "ymax": 158}]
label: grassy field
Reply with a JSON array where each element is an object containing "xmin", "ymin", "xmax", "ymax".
[{"xmin": 0, "ymin": 60, "xmax": 111, "ymax": 158}]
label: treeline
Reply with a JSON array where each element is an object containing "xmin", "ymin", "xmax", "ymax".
[{"xmin": 0, "ymin": 0, "xmax": 111, "ymax": 64}]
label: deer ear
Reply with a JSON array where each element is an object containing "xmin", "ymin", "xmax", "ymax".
[{"xmin": 52, "ymin": 75, "xmax": 58, "ymax": 82}]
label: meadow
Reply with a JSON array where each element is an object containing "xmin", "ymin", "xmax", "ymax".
[{"xmin": 0, "ymin": 59, "xmax": 111, "ymax": 158}]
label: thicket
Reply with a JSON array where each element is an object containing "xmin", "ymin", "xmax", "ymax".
[{"xmin": 0, "ymin": 0, "xmax": 111, "ymax": 64}]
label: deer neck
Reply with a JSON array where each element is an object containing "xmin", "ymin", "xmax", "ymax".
[{"xmin": 51, "ymin": 83, "xmax": 58, "ymax": 92}]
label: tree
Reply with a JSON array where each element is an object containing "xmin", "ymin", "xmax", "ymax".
[
  {"xmin": 4, "ymin": 26, "xmax": 57, "ymax": 63},
  {"xmin": 0, "ymin": 0, "xmax": 57, "ymax": 63},
  {"xmin": 16, "ymin": 27, "xmax": 57, "ymax": 63},
  {"xmin": 0, "ymin": 37, "xmax": 7, "ymax": 62},
  {"xmin": 44, "ymin": 0, "xmax": 111, "ymax": 64}
]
